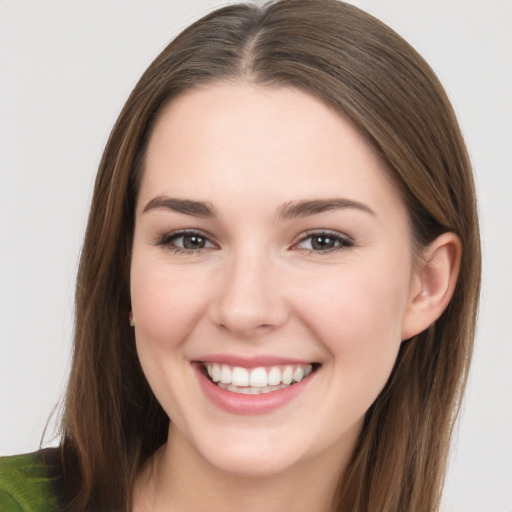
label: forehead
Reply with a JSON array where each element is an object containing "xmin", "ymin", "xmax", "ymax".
[{"xmin": 138, "ymin": 82, "xmax": 406, "ymax": 223}]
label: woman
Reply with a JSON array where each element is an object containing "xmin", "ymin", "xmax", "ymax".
[{"xmin": 0, "ymin": 1, "xmax": 480, "ymax": 511}]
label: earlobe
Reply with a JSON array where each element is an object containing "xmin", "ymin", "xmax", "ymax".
[{"xmin": 401, "ymin": 232, "xmax": 461, "ymax": 340}]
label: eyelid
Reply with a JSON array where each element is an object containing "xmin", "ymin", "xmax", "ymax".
[
  {"xmin": 152, "ymin": 228, "xmax": 354, "ymax": 254},
  {"xmin": 153, "ymin": 228, "xmax": 218, "ymax": 252},
  {"xmin": 291, "ymin": 229, "xmax": 354, "ymax": 252}
]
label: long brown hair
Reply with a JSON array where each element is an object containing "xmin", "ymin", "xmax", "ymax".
[{"xmin": 60, "ymin": 1, "xmax": 481, "ymax": 510}]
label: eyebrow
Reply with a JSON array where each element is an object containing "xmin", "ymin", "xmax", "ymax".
[
  {"xmin": 142, "ymin": 196, "xmax": 217, "ymax": 217},
  {"xmin": 142, "ymin": 195, "xmax": 375, "ymax": 219},
  {"xmin": 276, "ymin": 198, "xmax": 375, "ymax": 220}
]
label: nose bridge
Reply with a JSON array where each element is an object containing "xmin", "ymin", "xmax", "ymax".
[{"xmin": 211, "ymin": 242, "xmax": 286, "ymax": 336}]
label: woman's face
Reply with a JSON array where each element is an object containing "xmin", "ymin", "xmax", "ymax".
[{"xmin": 131, "ymin": 83, "xmax": 420, "ymax": 477}]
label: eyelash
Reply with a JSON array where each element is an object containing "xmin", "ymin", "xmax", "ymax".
[
  {"xmin": 293, "ymin": 230, "xmax": 354, "ymax": 254},
  {"xmin": 154, "ymin": 229, "xmax": 354, "ymax": 255},
  {"xmin": 154, "ymin": 229, "xmax": 216, "ymax": 255}
]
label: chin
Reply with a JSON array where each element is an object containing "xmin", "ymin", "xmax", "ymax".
[
  {"xmin": 190, "ymin": 427, "xmax": 308, "ymax": 478},
  {"xmin": 204, "ymin": 449, "xmax": 301, "ymax": 479}
]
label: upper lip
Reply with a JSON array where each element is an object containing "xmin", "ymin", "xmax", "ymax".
[{"xmin": 193, "ymin": 354, "xmax": 317, "ymax": 368}]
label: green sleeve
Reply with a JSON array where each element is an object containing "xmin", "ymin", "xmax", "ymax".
[{"xmin": 0, "ymin": 452, "xmax": 60, "ymax": 512}]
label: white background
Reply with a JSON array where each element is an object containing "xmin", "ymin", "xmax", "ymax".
[{"xmin": 0, "ymin": 1, "xmax": 510, "ymax": 510}]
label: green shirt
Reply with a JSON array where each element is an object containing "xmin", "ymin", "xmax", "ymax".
[{"xmin": 0, "ymin": 449, "xmax": 64, "ymax": 512}]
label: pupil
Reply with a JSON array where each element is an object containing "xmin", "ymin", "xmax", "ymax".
[
  {"xmin": 183, "ymin": 235, "xmax": 205, "ymax": 249},
  {"xmin": 312, "ymin": 236, "xmax": 334, "ymax": 250}
]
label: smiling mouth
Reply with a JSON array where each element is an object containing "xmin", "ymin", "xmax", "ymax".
[{"xmin": 199, "ymin": 362, "xmax": 320, "ymax": 395}]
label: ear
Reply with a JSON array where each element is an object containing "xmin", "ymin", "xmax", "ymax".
[{"xmin": 401, "ymin": 232, "xmax": 461, "ymax": 340}]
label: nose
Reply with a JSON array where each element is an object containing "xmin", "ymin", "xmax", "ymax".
[{"xmin": 209, "ymin": 249, "xmax": 289, "ymax": 338}]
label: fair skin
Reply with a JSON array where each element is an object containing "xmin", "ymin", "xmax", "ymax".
[{"xmin": 130, "ymin": 83, "xmax": 460, "ymax": 512}]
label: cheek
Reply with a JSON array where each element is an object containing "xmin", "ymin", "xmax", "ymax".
[
  {"xmin": 130, "ymin": 259, "xmax": 210, "ymax": 354},
  {"xmin": 299, "ymin": 258, "xmax": 411, "ymax": 388},
  {"xmin": 129, "ymin": 261, "xmax": 212, "ymax": 425}
]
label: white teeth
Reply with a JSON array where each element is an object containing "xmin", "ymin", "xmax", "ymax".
[
  {"xmin": 267, "ymin": 367, "xmax": 281, "ymax": 386},
  {"xmin": 281, "ymin": 366, "xmax": 293, "ymax": 385},
  {"xmin": 211, "ymin": 363, "xmax": 221, "ymax": 382},
  {"xmin": 205, "ymin": 362, "xmax": 316, "ymax": 390},
  {"xmin": 218, "ymin": 382, "xmax": 288, "ymax": 394},
  {"xmin": 232, "ymin": 367, "xmax": 249, "ymax": 387},
  {"xmin": 249, "ymin": 367, "xmax": 268, "ymax": 387},
  {"xmin": 293, "ymin": 366, "xmax": 304, "ymax": 382},
  {"xmin": 220, "ymin": 364, "xmax": 231, "ymax": 384},
  {"xmin": 206, "ymin": 363, "xmax": 222, "ymax": 382}
]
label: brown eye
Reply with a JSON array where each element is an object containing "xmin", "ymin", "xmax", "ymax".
[
  {"xmin": 157, "ymin": 230, "xmax": 216, "ymax": 252},
  {"xmin": 182, "ymin": 234, "xmax": 208, "ymax": 249},
  {"xmin": 295, "ymin": 231, "xmax": 353, "ymax": 252},
  {"xmin": 311, "ymin": 235, "xmax": 338, "ymax": 250}
]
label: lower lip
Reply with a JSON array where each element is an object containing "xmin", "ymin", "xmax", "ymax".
[{"xmin": 194, "ymin": 364, "xmax": 316, "ymax": 415}]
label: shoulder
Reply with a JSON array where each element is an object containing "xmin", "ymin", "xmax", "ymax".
[{"xmin": 0, "ymin": 448, "xmax": 64, "ymax": 512}]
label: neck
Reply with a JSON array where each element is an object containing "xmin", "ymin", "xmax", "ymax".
[{"xmin": 134, "ymin": 424, "xmax": 357, "ymax": 512}]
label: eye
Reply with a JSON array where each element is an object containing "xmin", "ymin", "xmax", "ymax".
[
  {"xmin": 293, "ymin": 230, "xmax": 354, "ymax": 253},
  {"xmin": 155, "ymin": 230, "xmax": 216, "ymax": 253}
]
